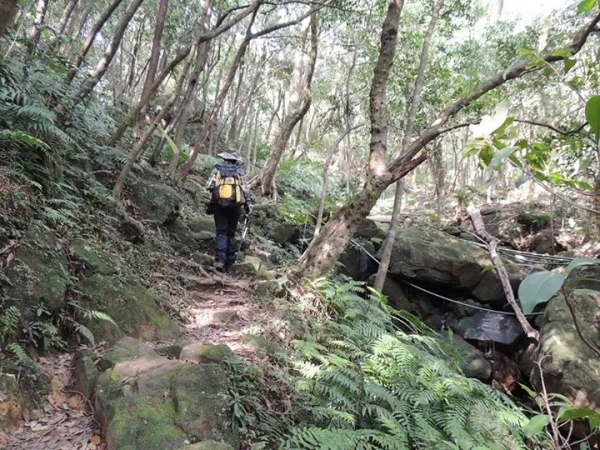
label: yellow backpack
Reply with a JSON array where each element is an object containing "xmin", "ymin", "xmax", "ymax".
[{"xmin": 213, "ymin": 164, "xmax": 244, "ymax": 207}]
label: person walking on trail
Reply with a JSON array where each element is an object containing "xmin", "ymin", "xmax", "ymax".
[{"xmin": 206, "ymin": 151, "xmax": 250, "ymax": 272}]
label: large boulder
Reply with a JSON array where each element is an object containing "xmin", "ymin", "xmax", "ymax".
[
  {"xmin": 76, "ymin": 274, "xmax": 180, "ymax": 344},
  {"xmin": 2, "ymin": 222, "xmax": 70, "ymax": 317},
  {"xmin": 441, "ymin": 332, "xmax": 492, "ymax": 382},
  {"xmin": 187, "ymin": 216, "xmax": 216, "ymax": 234},
  {"xmin": 70, "ymin": 238, "xmax": 118, "ymax": 276},
  {"xmin": 388, "ymin": 227, "xmax": 528, "ymax": 306},
  {"xmin": 95, "ymin": 338, "xmax": 238, "ymax": 450},
  {"xmin": 268, "ymin": 222, "xmax": 304, "ymax": 246},
  {"xmin": 459, "ymin": 203, "xmax": 552, "ymax": 249},
  {"xmin": 338, "ymin": 241, "xmax": 378, "ymax": 281},
  {"xmin": 526, "ymin": 289, "xmax": 600, "ymax": 411},
  {"xmin": 130, "ymin": 180, "xmax": 180, "ymax": 225}
]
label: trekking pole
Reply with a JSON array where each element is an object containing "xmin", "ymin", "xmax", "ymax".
[{"xmin": 239, "ymin": 214, "xmax": 252, "ymax": 250}]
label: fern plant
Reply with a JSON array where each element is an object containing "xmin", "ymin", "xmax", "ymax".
[{"xmin": 283, "ymin": 278, "xmax": 536, "ymax": 450}]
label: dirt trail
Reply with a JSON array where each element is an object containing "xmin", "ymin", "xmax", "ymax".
[{"xmin": 2, "ymin": 270, "xmax": 265, "ymax": 449}]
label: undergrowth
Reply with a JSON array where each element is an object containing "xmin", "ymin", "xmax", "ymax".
[{"xmin": 227, "ymin": 276, "xmax": 539, "ymax": 450}]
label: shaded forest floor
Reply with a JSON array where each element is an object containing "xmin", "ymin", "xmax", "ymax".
[{"xmin": 1, "ymin": 267, "xmax": 268, "ymax": 450}]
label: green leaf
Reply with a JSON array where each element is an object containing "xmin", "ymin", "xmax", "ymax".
[
  {"xmin": 578, "ymin": 0, "xmax": 596, "ymax": 13},
  {"xmin": 524, "ymin": 414, "xmax": 550, "ymax": 438},
  {"xmin": 564, "ymin": 58, "xmax": 576, "ymax": 74},
  {"xmin": 585, "ymin": 96, "xmax": 600, "ymax": 141},
  {"xmin": 550, "ymin": 49, "xmax": 574, "ymax": 59},
  {"xmin": 517, "ymin": 47, "xmax": 534, "ymax": 58},
  {"xmin": 558, "ymin": 406, "xmax": 600, "ymax": 429},
  {"xmin": 518, "ymin": 272, "xmax": 565, "ymax": 314},
  {"xmin": 565, "ymin": 258, "xmax": 600, "ymax": 276},
  {"xmin": 490, "ymin": 146, "xmax": 518, "ymax": 170}
]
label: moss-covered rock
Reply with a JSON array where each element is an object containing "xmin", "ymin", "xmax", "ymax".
[
  {"xmin": 156, "ymin": 344, "xmax": 184, "ymax": 360},
  {"xmin": 71, "ymin": 238, "xmax": 118, "ymax": 276},
  {"xmin": 95, "ymin": 338, "xmax": 238, "ymax": 450},
  {"xmin": 388, "ymin": 226, "xmax": 527, "ymax": 307},
  {"xmin": 187, "ymin": 216, "xmax": 216, "ymax": 234},
  {"xmin": 76, "ymin": 274, "xmax": 180, "ymax": 344},
  {"xmin": 118, "ymin": 217, "xmax": 145, "ymax": 244},
  {"xmin": 527, "ymin": 282, "xmax": 600, "ymax": 411},
  {"xmin": 186, "ymin": 441, "xmax": 234, "ymax": 450},
  {"xmin": 268, "ymin": 222, "xmax": 302, "ymax": 245},
  {"xmin": 180, "ymin": 343, "xmax": 235, "ymax": 364},
  {"xmin": 2, "ymin": 222, "xmax": 70, "ymax": 317},
  {"xmin": 235, "ymin": 256, "xmax": 275, "ymax": 279},
  {"xmin": 0, "ymin": 360, "xmax": 51, "ymax": 431},
  {"xmin": 517, "ymin": 209, "xmax": 551, "ymax": 232},
  {"xmin": 73, "ymin": 349, "xmax": 100, "ymax": 398},
  {"xmin": 130, "ymin": 180, "xmax": 180, "ymax": 225},
  {"xmin": 241, "ymin": 335, "xmax": 283, "ymax": 356},
  {"xmin": 167, "ymin": 219, "xmax": 200, "ymax": 255},
  {"xmin": 441, "ymin": 332, "xmax": 492, "ymax": 382}
]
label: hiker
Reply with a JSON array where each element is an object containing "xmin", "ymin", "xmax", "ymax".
[{"xmin": 206, "ymin": 151, "xmax": 251, "ymax": 272}]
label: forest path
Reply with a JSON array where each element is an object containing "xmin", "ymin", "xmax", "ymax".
[{"xmin": 2, "ymin": 268, "xmax": 267, "ymax": 449}]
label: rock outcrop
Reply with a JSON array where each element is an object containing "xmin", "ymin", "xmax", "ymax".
[
  {"xmin": 94, "ymin": 338, "xmax": 238, "ymax": 450},
  {"xmin": 387, "ymin": 226, "xmax": 528, "ymax": 306}
]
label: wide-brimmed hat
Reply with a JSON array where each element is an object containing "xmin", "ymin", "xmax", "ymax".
[{"xmin": 217, "ymin": 151, "xmax": 242, "ymax": 162}]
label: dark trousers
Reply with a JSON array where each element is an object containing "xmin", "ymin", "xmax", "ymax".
[{"xmin": 214, "ymin": 204, "xmax": 241, "ymax": 267}]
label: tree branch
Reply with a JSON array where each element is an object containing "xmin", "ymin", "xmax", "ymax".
[
  {"xmin": 249, "ymin": 0, "xmax": 331, "ymax": 39},
  {"xmin": 468, "ymin": 206, "xmax": 539, "ymax": 341},
  {"xmin": 514, "ymin": 119, "xmax": 587, "ymax": 136},
  {"xmin": 387, "ymin": 11, "xmax": 600, "ymax": 176}
]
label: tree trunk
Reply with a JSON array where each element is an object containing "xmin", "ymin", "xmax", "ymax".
[
  {"xmin": 297, "ymin": 0, "xmax": 405, "ymax": 279},
  {"xmin": 373, "ymin": 0, "xmax": 444, "ymax": 292},
  {"xmin": 0, "ymin": 0, "xmax": 19, "ymax": 37},
  {"xmin": 57, "ymin": 0, "xmax": 79, "ymax": 36},
  {"xmin": 59, "ymin": 2, "xmax": 90, "ymax": 57},
  {"xmin": 28, "ymin": 0, "xmax": 49, "ymax": 55},
  {"xmin": 113, "ymin": 94, "xmax": 176, "ymax": 197},
  {"xmin": 134, "ymin": 0, "xmax": 170, "ymax": 136},
  {"xmin": 226, "ymin": 59, "xmax": 246, "ymax": 142},
  {"xmin": 70, "ymin": 0, "xmax": 144, "ymax": 110},
  {"xmin": 253, "ymin": 15, "xmax": 318, "ymax": 197},
  {"xmin": 314, "ymin": 126, "xmax": 359, "ymax": 236},
  {"xmin": 180, "ymin": 36, "xmax": 253, "ymax": 180},
  {"xmin": 64, "ymin": 0, "xmax": 125, "ymax": 86}
]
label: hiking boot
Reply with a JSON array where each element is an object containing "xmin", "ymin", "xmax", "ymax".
[{"xmin": 215, "ymin": 262, "xmax": 225, "ymax": 273}]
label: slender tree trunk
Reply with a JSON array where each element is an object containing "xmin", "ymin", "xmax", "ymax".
[
  {"xmin": 28, "ymin": 0, "xmax": 49, "ymax": 55},
  {"xmin": 373, "ymin": 0, "xmax": 443, "ymax": 292},
  {"xmin": 59, "ymin": 0, "xmax": 145, "ymax": 116},
  {"xmin": 253, "ymin": 15, "xmax": 318, "ymax": 197},
  {"xmin": 134, "ymin": 0, "xmax": 170, "ymax": 136},
  {"xmin": 64, "ymin": 0, "xmax": 125, "ymax": 86},
  {"xmin": 57, "ymin": 0, "xmax": 79, "ymax": 36},
  {"xmin": 297, "ymin": 0, "xmax": 406, "ymax": 279},
  {"xmin": 265, "ymin": 87, "xmax": 283, "ymax": 141},
  {"xmin": 180, "ymin": 35, "xmax": 254, "ymax": 180},
  {"xmin": 0, "ymin": 0, "xmax": 19, "ymax": 37},
  {"xmin": 127, "ymin": 20, "xmax": 144, "ymax": 91},
  {"xmin": 43, "ymin": 0, "xmax": 79, "ymax": 56},
  {"xmin": 314, "ymin": 126, "xmax": 359, "ymax": 236},
  {"xmin": 59, "ymin": 2, "xmax": 91, "ymax": 57},
  {"xmin": 226, "ymin": 60, "xmax": 246, "ymax": 142},
  {"xmin": 113, "ymin": 94, "xmax": 176, "ymax": 197}
]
